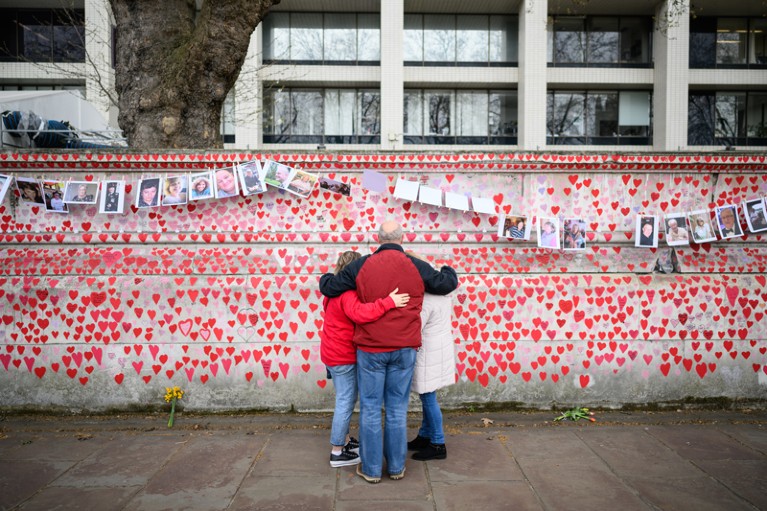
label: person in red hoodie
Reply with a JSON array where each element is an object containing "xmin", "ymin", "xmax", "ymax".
[{"xmin": 321, "ymin": 250, "xmax": 410, "ymax": 468}]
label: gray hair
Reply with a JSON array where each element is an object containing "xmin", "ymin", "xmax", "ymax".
[{"xmin": 378, "ymin": 222, "xmax": 403, "ymax": 243}]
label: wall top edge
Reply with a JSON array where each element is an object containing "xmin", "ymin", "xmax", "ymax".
[{"xmin": 1, "ymin": 150, "xmax": 766, "ymax": 168}]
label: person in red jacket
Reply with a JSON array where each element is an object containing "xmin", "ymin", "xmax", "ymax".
[
  {"xmin": 321, "ymin": 251, "xmax": 410, "ymax": 468},
  {"xmin": 320, "ymin": 221, "xmax": 458, "ymax": 483}
]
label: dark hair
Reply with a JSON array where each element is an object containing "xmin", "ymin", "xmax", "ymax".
[{"xmin": 140, "ymin": 179, "xmax": 158, "ymax": 191}]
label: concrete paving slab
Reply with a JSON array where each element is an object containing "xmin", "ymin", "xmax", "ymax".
[
  {"xmin": 336, "ymin": 500, "xmax": 435, "ymax": 511},
  {"xmin": 337, "ymin": 461, "xmax": 430, "ymax": 501},
  {"xmin": 52, "ymin": 434, "xmax": 184, "ymax": 487},
  {"xmin": 518, "ymin": 459, "xmax": 652, "ymax": 511},
  {"xmin": 716, "ymin": 424, "xmax": 767, "ymax": 454},
  {"xmin": 0, "ymin": 459, "xmax": 73, "ymax": 510},
  {"xmin": 0, "ymin": 433, "xmax": 110, "ymax": 461},
  {"xmin": 228, "ymin": 475, "xmax": 335, "ymax": 511},
  {"xmin": 577, "ymin": 428, "xmax": 706, "ymax": 479},
  {"xmin": 504, "ymin": 428, "xmax": 598, "ymax": 460},
  {"xmin": 249, "ymin": 429, "xmax": 330, "ymax": 477},
  {"xmin": 693, "ymin": 459, "xmax": 767, "ymax": 510},
  {"xmin": 628, "ymin": 476, "xmax": 755, "ymax": 511},
  {"xmin": 431, "ymin": 480, "xmax": 544, "ymax": 511},
  {"xmin": 16, "ymin": 485, "xmax": 141, "ymax": 511},
  {"xmin": 647, "ymin": 425, "xmax": 764, "ymax": 461},
  {"xmin": 422, "ymin": 432, "xmax": 524, "ymax": 482},
  {"xmin": 122, "ymin": 433, "xmax": 265, "ymax": 511}
]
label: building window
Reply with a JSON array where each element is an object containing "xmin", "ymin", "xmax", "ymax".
[
  {"xmin": 547, "ymin": 90, "xmax": 652, "ymax": 145},
  {"xmin": 404, "ymin": 89, "xmax": 517, "ymax": 144},
  {"xmin": 221, "ymin": 90, "xmax": 235, "ymax": 144},
  {"xmin": 263, "ymin": 88, "xmax": 380, "ymax": 144},
  {"xmin": 547, "ymin": 16, "xmax": 652, "ymax": 67},
  {"xmin": 690, "ymin": 17, "xmax": 767, "ymax": 68},
  {"xmin": 0, "ymin": 9, "xmax": 85, "ymax": 63},
  {"xmin": 262, "ymin": 12, "xmax": 380, "ymax": 64},
  {"xmin": 404, "ymin": 14, "xmax": 517, "ymax": 66},
  {"xmin": 689, "ymin": 91, "xmax": 767, "ymax": 146}
]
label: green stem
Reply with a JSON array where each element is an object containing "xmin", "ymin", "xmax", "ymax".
[{"xmin": 168, "ymin": 397, "xmax": 176, "ymax": 428}]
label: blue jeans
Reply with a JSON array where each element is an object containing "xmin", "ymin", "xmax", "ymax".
[
  {"xmin": 327, "ymin": 364, "xmax": 357, "ymax": 447},
  {"xmin": 418, "ymin": 391, "xmax": 444, "ymax": 444},
  {"xmin": 357, "ymin": 348, "xmax": 416, "ymax": 477}
]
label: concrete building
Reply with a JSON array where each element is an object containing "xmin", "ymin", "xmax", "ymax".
[{"xmin": 1, "ymin": 0, "xmax": 765, "ymax": 153}]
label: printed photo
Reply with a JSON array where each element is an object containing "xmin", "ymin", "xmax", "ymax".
[
  {"xmin": 0, "ymin": 175, "xmax": 12, "ymax": 204},
  {"xmin": 162, "ymin": 175, "xmax": 188, "ymax": 206},
  {"xmin": 136, "ymin": 177, "xmax": 161, "ymax": 208},
  {"xmin": 237, "ymin": 161, "xmax": 266, "ymax": 196},
  {"xmin": 664, "ymin": 213, "xmax": 690, "ymax": 246},
  {"xmin": 715, "ymin": 204, "xmax": 743, "ymax": 239},
  {"xmin": 262, "ymin": 160, "xmax": 295, "ymax": 189},
  {"xmin": 319, "ymin": 176, "xmax": 351, "ymax": 197},
  {"xmin": 42, "ymin": 180, "xmax": 68, "ymax": 213},
  {"xmin": 285, "ymin": 169, "xmax": 318, "ymax": 199},
  {"xmin": 99, "ymin": 180, "xmax": 125, "ymax": 214},
  {"xmin": 213, "ymin": 166, "xmax": 240, "ymax": 199},
  {"xmin": 562, "ymin": 218, "xmax": 587, "ymax": 250},
  {"xmin": 635, "ymin": 215, "xmax": 658, "ymax": 248},
  {"xmin": 498, "ymin": 214, "xmax": 530, "ymax": 240},
  {"xmin": 15, "ymin": 177, "xmax": 45, "ymax": 204},
  {"xmin": 64, "ymin": 181, "xmax": 99, "ymax": 204},
  {"xmin": 743, "ymin": 198, "xmax": 767, "ymax": 233},
  {"xmin": 189, "ymin": 171, "xmax": 214, "ymax": 201},
  {"xmin": 537, "ymin": 216, "xmax": 560, "ymax": 249},
  {"xmin": 687, "ymin": 209, "xmax": 716, "ymax": 243}
]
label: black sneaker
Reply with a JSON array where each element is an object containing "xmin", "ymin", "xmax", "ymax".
[
  {"xmin": 407, "ymin": 435, "xmax": 431, "ymax": 451},
  {"xmin": 330, "ymin": 447, "xmax": 361, "ymax": 468},
  {"xmin": 345, "ymin": 436, "xmax": 360, "ymax": 453},
  {"xmin": 412, "ymin": 443, "xmax": 447, "ymax": 461}
]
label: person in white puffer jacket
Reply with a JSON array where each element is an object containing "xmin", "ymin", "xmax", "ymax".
[{"xmin": 408, "ymin": 292, "xmax": 456, "ymax": 461}]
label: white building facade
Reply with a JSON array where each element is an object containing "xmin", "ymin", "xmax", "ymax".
[{"xmin": 1, "ymin": 0, "xmax": 766, "ymax": 153}]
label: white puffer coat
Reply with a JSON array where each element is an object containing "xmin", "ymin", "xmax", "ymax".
[{"xmin": 411, "ymin": 293, "xmax": 456, "ymax": 395}]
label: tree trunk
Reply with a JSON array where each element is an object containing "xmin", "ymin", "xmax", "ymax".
[{"xmin": 110, "ymin": 0, "xmax": 279, "ymax": 149}]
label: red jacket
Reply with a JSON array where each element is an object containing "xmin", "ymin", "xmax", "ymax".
[{"xmin": 320, "ymin": 290, "xmax": 396, "ymax": 366}]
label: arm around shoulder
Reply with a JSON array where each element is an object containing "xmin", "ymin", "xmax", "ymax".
[{"xmin": 412, "ymin": 258, "xmax": 458, "ymax": 295}]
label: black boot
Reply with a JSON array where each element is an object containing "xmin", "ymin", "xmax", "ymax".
[
  {"xmin": 407, "ymin": 435, "xmax": 431, "ymax": 451},
  {"xmin": 412, "ymin": 443, "xmax": 447, "ymax": 460}
]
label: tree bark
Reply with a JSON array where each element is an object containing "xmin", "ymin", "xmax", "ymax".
[{"xmin": 110, "ymin": 0, "xmax": 279, "ymax": 149}]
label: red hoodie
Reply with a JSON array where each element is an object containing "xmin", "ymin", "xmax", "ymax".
[{"xmin": 320, "ymin": 290, "xmax": 395, "ymax": 366}]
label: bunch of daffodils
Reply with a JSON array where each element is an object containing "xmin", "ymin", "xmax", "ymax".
[{"xmin": 164, "ymin": 386, "xmax": 185, "ymax": 428}]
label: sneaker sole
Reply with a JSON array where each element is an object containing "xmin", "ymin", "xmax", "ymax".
[
  {"xmin": 356, "ymin": 465, "xmax": 381, "ymax": 484},
  {"xmin": 330, "ymin": 457, "xmax": 361, "ymax": 468},
  {"xmin": 389, "ymin": 468, "xmax": 406, "ymax": 480}
]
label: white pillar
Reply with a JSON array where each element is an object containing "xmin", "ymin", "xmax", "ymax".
[
  {"xmin": 653, "ymin": 0, "xmax": 690, "ymax": 151},
  {"xmin": 380, "ymin": 0, "xmax": 404, "ymax": 150},
  {"xmin": 234, "ymin": 24, "xmax": 263, "ymax": 149},
  {"xmin": 517, "ymin": 0, "xmax": 548, "ymax": 150},
  {"xmin": 85, "ymin": 0, "xmax": 117, "ymax": 127}
]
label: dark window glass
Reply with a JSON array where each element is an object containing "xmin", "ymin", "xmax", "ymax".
[
  {"xmin": 717, "ymin": 18, "xmax": 748, "ymax": 65},
  {"xmin": 550, "ymin": 16, "xmax": 652, "ymax": 66},
  {"xmin": 690, "ymin": 17, "xmax": 717, "ymax": 68},
  {"xmin": 0, "ymin": 9, "xmax": 84, "ymax": 62},
  {"xmin": 587, "ymin": 17, "xmax": 619, "ymax": 63},
  {"xmin": 690, "ymin": 17, "xmax": 767, "ymax": 68},
  {"xmin": 689, "ymin": 91, "xmax": 767, "ymax": 146},
  {"xmin": 688, "ymin": 93, "xmax": 716, "ymax": 145},
  {"xmin": 552, "ymin": 18, "xmax": 585, "ymax": 64}
]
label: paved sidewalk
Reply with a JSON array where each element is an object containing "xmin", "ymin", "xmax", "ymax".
[{"xmin": 0, "ymin": 409, "xmax": 765, "ymax": 511}]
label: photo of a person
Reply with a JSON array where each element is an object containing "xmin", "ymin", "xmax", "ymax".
[
  {"xmin": 537, "ymin": 216, "xmax": 560, "ymax": 249},
  {"xmin": 635, "ymin": 215, "xmax": 658, "ymax": 248},
  {"xmin": 64, "ymin": 182, "xmax": 98, "ymax": 204},
  {"xmin": 214, "ymin": 166, "xmax": 239, "ymax": 199},
  {"xmin": 715, "ymin": 205, "xmax": 743, "ymax": 239},
  {"xmin": 237, "ymin": 161, "xmax": 266, "ymax": 196},
  {"xmin": 498, "ymin": 214, "xmax": 529, "ymax": 240},
  {"xmin": 189, "ymin": 172, "xmax": 214, "ymax": 201},
  {"xmin": 42, "ymin": 181, "xmax": 67, "ymax": 213},
  {"xmin": 664, "ymin": 214, "xmax": 689, "ymax": 246},
  {"xmin": 162, "ymin": 175, "xmax": 188, "ymax": 205},
  {"xmin": 743, "ymin": 198, "xmax": 767, "ymax": 233},
  {"xmin": 15, "ymin": 178, "xmax": 45, "ymax": 204},
  {"xmin": 99, "ymin": 180, "xmax": 125, "ymax": 214},
  {"xmin": 286, "ymin": 169, "xmax": 318, "ymax": 198},
  {"xmin": 263, "ymin": 160, "xmax": 295, "ymax": 189},
  {"xmin": 687, "ymin": 210, "xmax": 716, "ymax": 243},
  {"xmin": 319, "ymin": 176, "xmax": 352, "ymax": 197},
  {"xmin": 136, "ymin": 178, "xmax": 161, "ymax": 208},
  {"xmin": 0, "ymin": 175, "xmax": 12, "ymax": 204},
  {"xmin": 562, "ymin": 218, "xmax": 586, "ymax": 250}
]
